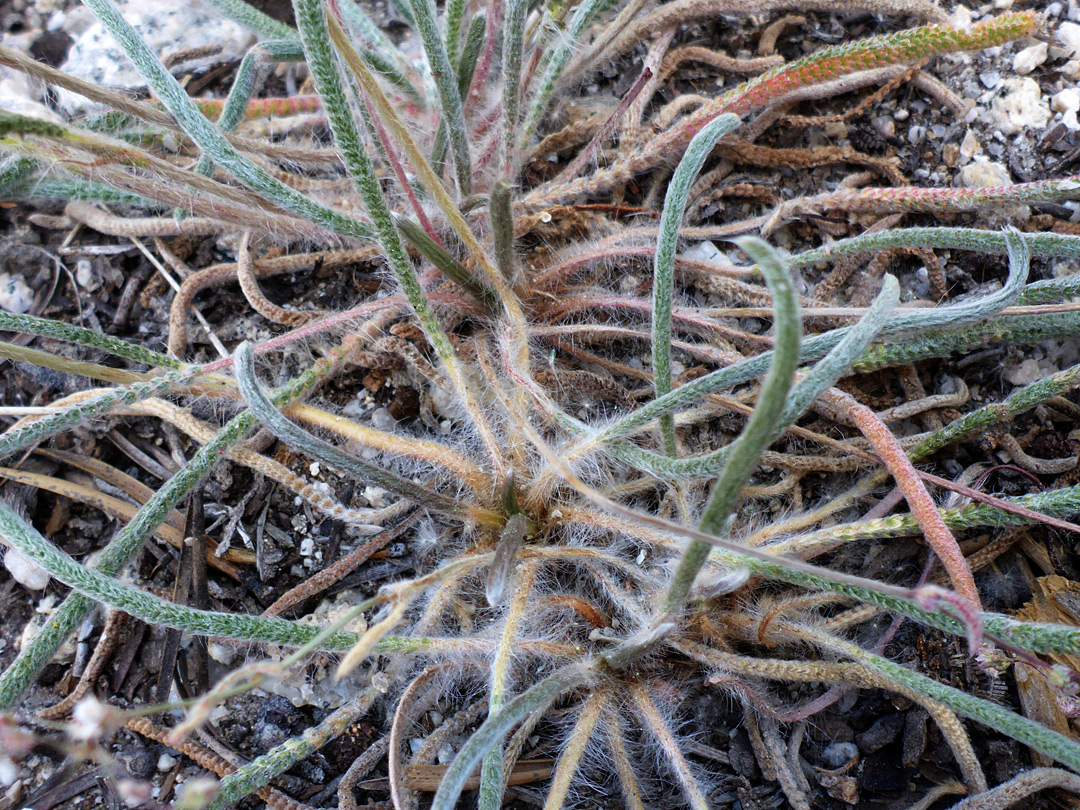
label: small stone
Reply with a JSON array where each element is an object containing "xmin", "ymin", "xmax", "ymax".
[
  {"xmin": 943, "ymin": 143, "xmax": 960, "ymax": 167},
  {"xmin": 818, "ymin": 772, "xmax": 859, "ymax": 805},
  {"xmin": 1053, "ymin": 88, "xmax": 1080, "ymax": 130},
  {"xmin": 1012, "ymin": 41, "xmax": 1047, "ymax": 74},
  {"xmin": 3, "ymin": 547, "xmax": 49, "ymax": 590},
  {"xmin": 1053, "ymin": 259, "xmax": 1080, "ymax": 278},
  {"xmin": 823, "ymin": 120, "xmax": 847, "ymax": 139},
  {"xmin": 370, "ymin": 407, "xmax": 396, "ymax": 431},
  {"xmin": 990, "ymin": 77, "xmax": 1051, "ymax": 134},
  {"xmin": 0, "ymin": 63, "xmax": 64, "ymax": 126},
  {"xmin": 958, "ymin": 160, "xmax": 1012, "ymax": 188},
  {"xmin": 949, "ymin": 4, "xmax": 973, "ymax": 29},
  {"xmin": 156, "ymin": 754, "xmax": 177, "ymax": 771},
  {"xmin": 681, "ymin": 240, "xmax": 723, "ymax": 265},
  {"xmin": 372, "ymin": 670, "xmax": 391, "ymax": 693},
  {"xmin": 363, "ymin": 486, "xmax": 388, "ymax": 508},
  {"xmin": 821, "ymin": 741, "xmax": 859, "ymax": 768},
  {"xmin": 907, "ymin": 124, "xmax": 927, "ymax": 145},
  {"xmin": 873, "ymin": 116, "xmax": 896, "ymax": 138},
  {"xmin": 75, "ymin": 259, "xmax": 99, "ymax": 291},
  {"xmin": 959, "ymin": 128, "xmax": 981, "ymax": 162},
  {"xmin": 856, "ymin": 713, "xmax": 904, "ymax": 754},
  {"xmin": 207, "ymin": 642, "xmax": 237, "ymax": 665},
  {"xmin": 979, "ymin": 70, "xmax": 1001, "ymax": 89},
  {"xmin": 57, "ymin": 0, "xmax": 256, "ymax": 114},
  {"xmin": 0, "ymin": 273, "xmax": 33, "ymax": 314},
  {"xmin": 992, "ymin": 0, "xmax": 1012, "ymax": 8},
  {"xmin": 950, "ymin": 3, "xmax": 976, "ymax": 28},
  {"xmin": 1059, "ymin": 21, "xmax": 1080, "ymax": 58},
  {"xmin": 894, "ymin": 107, "xmax": 910, "ymax": 121},
  {"xmin": 1006, "ymin": 358, "xmax": 1044, "ymax": 385},
  {"xmin": 1063, "ymin": 60, "xmax": 1080, "ymax": 81}
]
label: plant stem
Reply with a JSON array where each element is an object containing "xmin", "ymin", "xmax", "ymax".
[
  {"xmin": 431, "ymin": 663, "xmax": 595, "ymax": 810},
  {"xmin": 0, "ymin": 336, "xmax": 353, "ymax": 708},
  {"xmin": 233, "ymin": 342, "xmax": 503, "ymax": 528},
  {"xmin": 479, "ymin": 561, "xmax": 538, "ymax": 810},
  {"xmin": 81, "ymin": 0, "xmax": 373, "ymax": 240},
  {"xmin": 407, "ymin": 0, "xmax": 472, "ymax": 194},
  {"xmin": 652, "ymin": 113, "xmax": 741, "ymax": 454},
  {"xmin": 663, "ymin": 238, "xmax": 801, "ymax": 615}
]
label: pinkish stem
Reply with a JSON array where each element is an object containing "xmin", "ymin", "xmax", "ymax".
[
  {"xmin": 473, "ymin": 123, "xmax": 503, "ymax": 180},
  {"xmin": 194, "ymin": 95, "xmax": 323, "ymax": 120},
  {"xmin": 356, "ymin": 89, "xmax": 446, "ymax": 246},
  {"xmin": 466, "ymin": 0, "xmax": 504, "ymax": 110},
  {"xmin": 559, "ymin": 67, "xmax": 654, "ymax": 183},
  {"xmin": 541, "ymin": 292, "xmax": 774, "ymax": 347},
  {"xmin": 821, "ymin": 387, "xmax": 981, "ymax": 609},
  {"xmin": 534, "ymin": 245, "xmax": 754, "ymax": 289}
]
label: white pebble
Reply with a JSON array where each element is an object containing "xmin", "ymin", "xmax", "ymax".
[
  {"xmin": 363, "ymin": 486, "xmax": 388, "ymax": 508},
  {"xmin": 0, "ymin": 274, "xmax": 33, "ymax": 315},
  {"xmin": 207, "ymin": 642, "xmax": 237, "ymax": 665},
  {"xmin": 1005, "ymin": 358, "xmax": 1044, "ymax": 386},
  {"xmin": 75, "ymin": 259, "xmax": 99, "ymax": 291},
  {"xmin": 309, "ymin": 462, "xmax": 321, "ymax": 477},
  {"xmin": 949, "ymin": 4, "xmax": 973, "ymax": 30},
  {"xmin": 157, "ymin": 754, "xmax": 177, "ymax": 771},
  {"xmin": 959, "ymin": 129, "xmax": 981, "ymax": 162},
  {"xmin": 957, "ymin": 161, "xmax": 1012, "ymax": 189},
  {"xmin": 680, "ymin": 240, "xmax": 723, "ymax": 264},
  {"xmin": 990, "ymin": 77, "xmax": 1051, "ymax": 134},
  {"xmin": 57, "ymin": 0, "xmax": 255, "ymax": 114},
  {"xmin": 4, "ymin": 547, "xmax": 49, "ymax": 590},
  {"xmin": 1012, "ymin": 41, "xmax": 1047, "ymax": 75},
  {"xmin": 437, "ymin": 744, "xmax": 456, "ymax": 765},
  {"xmin": 822, "ymin": 742, "xmax": 859, "ymax": 768},
  {"xmin": 1053, "ymin": 88, "xmax": 1080, "ymax": 130},
  {"xmin": 370, "ymin": 407, "xmax": 396, "ymax": 432},
  {"xmin": 1060, "ymin": 21, "xmax": 1080, "ymax": 58},
  {"xmin": 0, "ymin": 756, "xmax": 17, "ymax": 786},
  {"xmin": 0, "ymin": 65, "xmax": 63, "ymax": 127}
]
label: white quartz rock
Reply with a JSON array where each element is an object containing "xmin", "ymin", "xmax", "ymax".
[
  {"xmin": 990, "ymin": 77, "xmax": 1051, "ymax": 134},
  {"xmin": 57, "ymin": 0, "xmax": 255, "ymax": 113},
  {"xmin": 1012, "ymin": 41, "xmax": 1047, "ymax": 75},
  {"xmin": 4, "ymin": 547, "xmax": 50, "ymax": 590}
]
